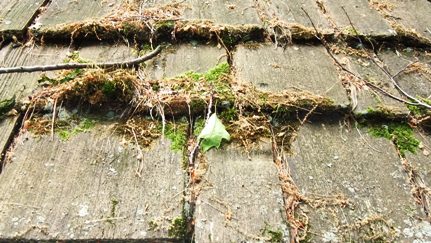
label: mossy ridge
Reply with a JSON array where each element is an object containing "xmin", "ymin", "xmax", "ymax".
[
  {"xmin": 34, "ymin": 69, "xmax": 136, "ymax": 109},
  {"xmin": 361, "ymin": 105, "xmax": 407, "ymax": 120},
  {"xmin": 170, "ymin": 62, "xmax": 233, "ymax": 100},
  {"xmin": 368, "ymin": 122, "xmax": 420, "ymax": 156},
  {"xmin": 35, "ymin": 51, "xmax": 90, "ymax": 86}
]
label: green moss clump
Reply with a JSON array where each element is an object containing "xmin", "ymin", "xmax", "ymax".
[
  {"xmin": 180, "ymin": 62, "xmax": 230, "ymax": 83},
  {"xmin": 204, "ymin": 62, "xmax": 230, "ymax": 82},
  {"xmin": 204, "ymin": 62, "xmax": 232, "ymax": 99},
  {"xmin": 165, "ymin": 123, "xmax": 188, "ymax": 151},
  {"xmin": 0, "ymin": 95, "xmax": 16, "ymax": 118},
  {"xmin": 219, "ymin": 107, "xmax": 238, "ymax": 121},
  {"xmin": 58, "ymin": 118, "xmax": 96, "ymax": 141},
  {"xmin": 121, "ymin": 22, "xmax": 141, "ymax": 36},
  {"xmin": 175, "ymin": 62, "xmax": 233, "ymax": 100},
  {"xmin": 407, "ymin": 98, "xmax": 431, "ymax": 117},
  {"xmin": 407, "ymin": 104, "xmax": 426, "ymax": 116},
  {"xmin": 63, "ymin": 51, "xmax": 89, "ymax": 64},
  {"xmin": 102, "ymin": 81, "xmax": 117, "ymax": 96},
  {"xmin": 183, "ymin": 71, "xmax": 202, "ymax": 81},
  {"xmin": 168, "ymin": 216, "xmax": 187, "ymax": 238},
  {"xmin": 368, "ymin": 123, "xmax": 420, "ymax": 156},
  {"xmin": 193, "ymin": 118, "xmax": 205, "ymax": 136},
  {"xmin": 262, "ymin": 224, "xmax": 284, "ymax": 243},
  {"xmin": 155, "ymin": 20, "xmax": 175, "ymax": 31},
  {"xmin": 38, "ymin": 68, "xmax": 83, "ymax": 85}
]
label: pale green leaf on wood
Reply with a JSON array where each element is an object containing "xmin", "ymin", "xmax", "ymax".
[{"xmin": 197, "ymin": 113, "xmax": 230, "ymax": 152}]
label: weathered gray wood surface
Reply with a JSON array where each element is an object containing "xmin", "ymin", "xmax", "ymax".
[
  {"xmin": 288, "ymin": 121, "xmax": 426, "ymax": 241},
  {"xmin": 406, "ymin": 132, "xmax": 431, "ymax": 189},
  {"xmin": 0, "ymin": 128, "xmax": 184, "ymax": 240},
  {"xmin": 324, "ymin": 0, "xmax": 394, "ymax": 36},
  {"xmin": 342, "ymin": 53, "xmax": 409, "ymax": 116},
  {"xmin": 380, "ymin": 49, "xmax": 431, "ymax": 101},
  {"xmin": 233, "ymin": 44, "xmax": 349, "ymax": 107},
  {"xmin": 194, "ymin": 141, "xmax": 288, "ymax": 242},
  {"xmin": 0, "ymin": 0, "xmax": 47, "ymax": 33},
  {"xmin": 182, "ymin": 0, "xmax": 261, "ymax": 25},
  {"xmin": 261, "ymin": 0, "xmax": 331, "ymax": 30},
  {"xmin": 36, "ymin": 0, "xmax": 120, "ymax": 29},
  {"xmin": 140, "ymin": 44, "xmax": 227, "ymax": 80},
  {"xmin": 0, "ymin": 45, "xmax": 68, "ymax": 163},
  {"xmin": 386, "ymin": 0, "xmax": 431, "ymax": 41}
]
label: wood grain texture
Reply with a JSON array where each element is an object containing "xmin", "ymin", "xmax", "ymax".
[
  {"xmin": 0, "ymin": 128, "xmax": 185, "ymax": 240},
  {"xmin": 0, "ymin": 0, "xmax": 47, "ymax": 33}
]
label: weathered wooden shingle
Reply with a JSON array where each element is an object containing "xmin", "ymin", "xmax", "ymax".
[
  {"xmin": 194, "ymin": 141, "xmax": 288, "ymax": 242},
  {"xmin": 0, "ymin": 129, "xmax": 185, "ymax": 240},
  {"xmin": 341, "ymin": 53, "xmax": 409, "ymax": 116},
  {"xmin": 261, "ymin": 0, "xmax": 331, "ymax": 30},
  {"xmin": 384, "ymin": 0, "xmax": 431, "ymax": 42},
  {"xmin": 0, "ymin": 0, "xmax": 47, "ymax": 34},
  {"xmin": 324, "ymin": 0, "xmax": 395, "ymax": 37},
  {"xmin": 140, "ymin": 44, "xmax": 227, "ymax": 80},
  {"xmin": 182, "ymin": 0, "xmax": 261, "ymax": 25},
  {"xmin": 36, "ymin": 0, "xmax": 120, "ymax": 30},
  {"xmin": 233, "ymin": 44, "xmax": 349, "ymax": 108},
  {"xmin": 288, "ymin": 121, "xmax": 425, "ymax": 241},
  {"xmin": 379, "ymin": 49, "xmax": 431, "ymax": 101},
  {"xmin": 0, "ymin": 45, "xmax": 68, "ymax": 163}
]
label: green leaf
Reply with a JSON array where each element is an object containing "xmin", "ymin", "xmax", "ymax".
[{"xmin": 198, "ymin": 113, "xmax": 230, "ymax": 152}]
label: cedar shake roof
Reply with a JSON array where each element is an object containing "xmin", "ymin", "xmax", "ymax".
[{"xmin": 0, "ymin": 0, "xmax": 431, "ymax": 242}]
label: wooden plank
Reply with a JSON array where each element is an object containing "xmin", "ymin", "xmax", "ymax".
[
  {"xmin": 36, "ymin": 0, "xmax": 120, "ymax": 29},
  {"xmin": 324, "ymin": 0, "xmax": 395, "ymax": 37},
  {"xmin": 385, "ymin": 0, "xmax": 431, "ymax": 41},
  {"xmin": 261, "ymin": 0, "xmax": 331, "ymax": 30},
  {"xmin": 0, "ymin": 127, "xmax": 185, "ymax": 240},
  {"xmin": 182, "ymin": 0, "xmax": 261, "ymax": 25},
  {"xmin": 233, "ymin": 44, "xmax": 349, "ymax": 107},
  {"xmin": 140, "ymin": 44, "xmax": 227, "ymax": 80},
  {"xmin": 0, "ymin": 45, "xmax": 68, "ymax": 163},
  {"xmin": 405, "ymin": 132, "xmax": 431, "ymax": 189},
  {"xmin": 288, "ymin": 121, "xmax": 424, "ymax": 241},
  {"xmin": 194, "ymin": 141, "xmax": 288, "ymax": 242},
  {"xmin": 142, "ymin": 0, "xmax": 261, "ymax": 25},
  {"xmin": 0, "ymin": 0, "xmax": 46, "ymax": 33},
  {"xmin": 379, "ymin": 49, "xmax": 431, "ymax": 102},
  {"xmin": 341, "ymin": 53, "xmax": 409, "ymax": 116}
]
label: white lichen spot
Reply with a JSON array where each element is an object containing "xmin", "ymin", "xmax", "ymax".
[
  {"xmin": 78, "ymin": 204, "xmax": 89, "ymax": 217},
  {"xmin": 322, "ymin": 231, "xmax": 339, "ymax": 242},
  {"xmin": 403, "ymin": 221, "xmax": 431, "ymax": 241},
  {"xmin": 108, "ymin": 167, "xmax": 118, "ymax": 176}
]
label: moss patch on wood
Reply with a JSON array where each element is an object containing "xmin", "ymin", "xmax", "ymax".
[
  {"xmin": 164, "ymin": 122, "xmax": 188, "ymax": 152},
  {"xmin": 368, "ymin": 122, "xmax": 420, "ymax": 156}
]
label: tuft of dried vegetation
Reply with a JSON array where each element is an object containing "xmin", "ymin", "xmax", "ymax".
[
  {"xmin": 32, "ymin": 69, "xmax": 136, "ymax": 107},
  {"xmin": 115, "ymin": 117, "xmax": 161, "ymax": 147}
]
